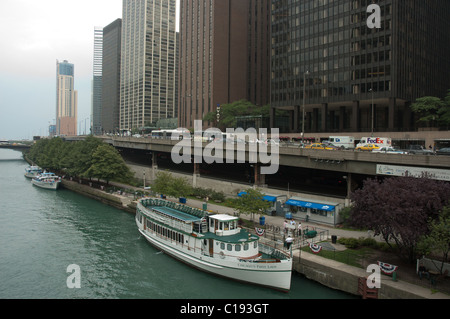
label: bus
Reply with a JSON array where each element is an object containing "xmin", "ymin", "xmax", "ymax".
[{"xmin": 151, "ymin": 129, "xmax": 190, "ymax": 140}]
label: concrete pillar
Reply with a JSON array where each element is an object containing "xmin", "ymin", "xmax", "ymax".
[
  {"xmin": 339, "ymin": 106, "xmax": 346, "ymax": 130},
  {"xmin": 254, "ymin": 163, "xmax": 266, "ymax": 187},
  {"xmin": 269, "ymin": 107, "xmax": 276, "ymax": 128},
  {"xmin": 152, "ymin": 152, "xmax": 158, "ymax": 181},
  {"xmin": 294, "ymin": 105, "xmax": 300, "ymax": 133},
  {"xmin": 312, "ymin": 108, "xmax": 319, "ymax": 132},
  {"xmin": 321, "ymin": 103, "xmax": 328, "ymax": 132},
  {"xmin": 388, "ymin": 98, "xmax": 397, "ymax": 131},
  {"xmin": 193, "ymin": 163, "xmax": 200, "ymax": 187},
  {"xmin": 351, "ymin": 101, "xmax": 360, "ymax": 132}
]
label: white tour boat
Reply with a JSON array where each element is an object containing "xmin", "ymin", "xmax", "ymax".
[
  {"xmin": 31, "ymin": 172, "xmax": 61, "ymax": 190},
  {"xmin": 136, "ymin": 198, "xmax": 293, "ymax": 291},
  {"xmin": 24, "ymin": 166, "xmax": 42, "ymax": 179}
]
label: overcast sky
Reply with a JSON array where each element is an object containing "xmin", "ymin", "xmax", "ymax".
[{"xmin": 0, "ymin": 0, "xmax": 180, "ymax": 140}]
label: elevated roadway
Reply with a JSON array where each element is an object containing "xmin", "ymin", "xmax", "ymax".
[{"xmin": 101, "ymin": 136, "xmax": 450, "ymax": 177}]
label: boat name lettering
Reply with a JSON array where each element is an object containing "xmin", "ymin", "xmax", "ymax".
[{"xmin": 238, "ymin": 263, "xmax": 277, "ymax": 269}]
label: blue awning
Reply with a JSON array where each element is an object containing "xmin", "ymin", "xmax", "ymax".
[
  {"xmin": 238, "ymin": 192, "xmax": 277, "ymax": 202},
  {"xmin": 285, "ymin": 199, "xmax": 335, "ymax": 212}
]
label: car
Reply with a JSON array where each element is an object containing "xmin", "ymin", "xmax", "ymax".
[
  {"xmin": 305, "ymin": 143, "xmax": 338, "ymax": 150},
  {"xmin": 372, "ymin": 147, "xmax": 407, "ymax": 154},
  {"xmin": 436, "ymin": 147, "xmax": 450, "ymax": 156},
  {"xmin": 355, "ymin": 144, "xmax": 380, "ymax": 152}
]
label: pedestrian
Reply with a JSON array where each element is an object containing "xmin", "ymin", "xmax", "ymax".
[
  {"xmin": 283, "ymin": 220, "xmax": 288, "ymax": 233},
  {"xmin": 297, "ymin": 222, "xmax": 302, "ymax": 237},
  {"xmin": 285, "ymin": 236, "xmax": 294, "ymax": 250}
]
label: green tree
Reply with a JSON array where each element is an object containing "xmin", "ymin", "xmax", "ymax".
[
  {"xmin": 152, "ymin": 171, "xmax": 192, "ymax": 198},
  {"xmin": 417, "ymin": 207, "xmax": 450, "ymax": 273},
  {"xmin": 234, "ymin": 188, "xmax": 272, "ymax": 221},
  {"xmin": 411, "ymin": 96, "xmax": 445, "ymax": 127},
  {"xmin": 84, "ymin": 144, "xmax": 134, "ymax": 184}
]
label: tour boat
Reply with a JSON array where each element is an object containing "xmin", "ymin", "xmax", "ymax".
[
  {"xmin": 31, "ymin": 172, "xmax": 61, "ymax": 190},
  {"xmin": 24, "ymin": 166, "xmax": 42, "ymax": 179},
  {"xmin": 136, "ymin": 198, "xmax": 293, "ymax": 291}
]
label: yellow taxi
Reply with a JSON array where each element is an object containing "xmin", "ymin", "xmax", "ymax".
[
  {"xmin": 305, "ymin": 143, "xmax": 339, "ymax": 150},
  {"xmin": 355, "ymin": 144, "xmax": 380, "ymax": 152}
]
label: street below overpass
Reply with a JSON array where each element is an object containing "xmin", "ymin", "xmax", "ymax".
[{"xmin": 118, "ymin": 147, "xmax": 369, "ymax": 199}]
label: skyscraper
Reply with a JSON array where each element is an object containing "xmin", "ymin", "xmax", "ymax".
[
  {"xmin": 120, "ymin": 0, "xmax": 177, "ymax": 132},
  {"xmin": 178, "ymin": 0, "xmax": 271, "ymax": 129},
  {"xmin": 101, "ymin": 19, "xmax": 122, "ymax": 134},
  {"xmin": 56, "ymin": 60, "xmax": 78, "ymax": 136},
  {"xmin": 92, "ymin": 27, "xmax": 103, "ymax": 136},
  {"xmin": 271, "ymin": 0, "xmax": 450, "ymax": 133}
]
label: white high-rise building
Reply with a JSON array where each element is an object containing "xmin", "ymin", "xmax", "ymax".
[
  {"xmin": 120, "ymin": 0, "xmax": 177, "ymax": 132},
  {"xmin": 92, "ymin": 27, "xmax": 103, "ymax": 136}
]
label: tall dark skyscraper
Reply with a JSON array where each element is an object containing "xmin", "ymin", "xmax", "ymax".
[
  {"xmin": 271, "ymin": 0, "xmax": 450, "ymax": 134},
  {"xmin": 102, "ymin": 19, "xmax": 122, "ymax": 134},
  {"xmin": 178, "ymin": 0, "xmax": 271, "ymax": 129}
]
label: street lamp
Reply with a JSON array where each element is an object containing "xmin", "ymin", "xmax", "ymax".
[
  {"xmin": 369, "ymin": 88, "xmax": 374, "ymax": 136},
  {"xmin": 302, "ymin": 70, "xmax": 310, "ymax": 146}
]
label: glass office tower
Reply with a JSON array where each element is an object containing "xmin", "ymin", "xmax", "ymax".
[
  {"xmin": 56, "ymin": 60, "xmax": 78, "ymax": 136},
  {"xmin": 271, "ymin": 0, "xmax": 450, "ymax": 133}
]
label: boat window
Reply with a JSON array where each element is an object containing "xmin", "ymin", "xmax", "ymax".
[
  {"xmin": 235, "ymin": 244, "xmax": 241, "ymax": 252},
  {"xmin": 224, "ymin": 222, "xmax": 229, "ymax": 230},
  {"xmin": 253, "ymin": 241, "xmax": 258, "ymax": 249},
  {"xmin": 220, "ymin": 243, "xmax": 225, "ymax": 250},
  {"xmin": 244, "ymin": 243, "xmax": 249, "ymax": 251},
  {"xmin": 227, "ymin": 244, "xmax": 232, "ymax": 251}
]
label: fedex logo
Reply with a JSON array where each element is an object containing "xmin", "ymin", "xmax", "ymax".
[{"xmin": 367, "ymin": 138, "xmax": 384, "ymax": 144}]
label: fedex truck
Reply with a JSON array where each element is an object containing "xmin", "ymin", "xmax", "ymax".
[
  {"xmin": 327, "ymin": 136, "xmax": 355, "ymax": 149},
  {"xmin": 356, "ymin": 137, "xmax": 391, "ymax": 148}
]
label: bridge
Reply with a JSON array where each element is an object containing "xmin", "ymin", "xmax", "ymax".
[{"xmin": 0, "ymin": 143, "xmax": 31, "ymax": 151}]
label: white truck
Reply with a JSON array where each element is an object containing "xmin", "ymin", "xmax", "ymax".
[
  {"xmin": 327, "ymin": 136, "xmax": 355, "ymax": 149},
  {"xmin": 356, "ymin": 137, "xmax": 391, "ymax": 148}
]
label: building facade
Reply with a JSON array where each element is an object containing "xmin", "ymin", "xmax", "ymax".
[
  {"xmin": 178, "ymin": 0, "xmax": 271, "ymax": 129},
  {"xmin": 120, "ymin": 0, "xmax": 177, "ymax": 132},
  {"xmin": 102, "ymin": 19, "xmax": 122, "ymax": 134},
  {"xmin": 56, "ymin": 60, "xmax": 78, "ymax": 136},
  {"xmin": 271, "ymin": 0, "xmax": 450, "ymax": 134},
  {"xmin": 92, "ymin": 27, "xmax": 103, "ymax": 136}
]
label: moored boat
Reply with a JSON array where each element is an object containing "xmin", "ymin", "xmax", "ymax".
[
  {"xmin": 136, "ymin": 198, "xmax": 293, "ymax": 291},
  {"xmin": 24, "ymin": 166, "xmax": 42, "ymax": 179},
  {"xmin": 31, "ymin": 172, "xmax": 61, "ymax": 190}
]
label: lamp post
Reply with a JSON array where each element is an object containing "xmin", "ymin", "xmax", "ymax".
[
  {"xmin": 302, "ymin": 70, "xmax": 310, "ymax": 146},
  {"xmin": 369, "ymin": 88, "xmax": 374, "ymax": 136}
]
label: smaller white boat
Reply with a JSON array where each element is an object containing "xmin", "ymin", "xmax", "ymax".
[
  {"xmin": 31, "ymin": 172, "xmax": 61, "ymax": 190},
  {"xmin": 24, "ymin": 166, "xmax": 42, "ymax": 179}
]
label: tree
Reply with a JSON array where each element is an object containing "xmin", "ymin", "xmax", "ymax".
[
  {"xmin": 234, "ymin": 188, "xmax": 272, "ymax": 221},
  {"xmin": 411, "ymin": 96, "xmax": 445, "ymax": 127},
  {"xmin": 84, "ymin": 144, "xmax": 134, "ymax": 184},
  {"xmin": 417, "ymin": 207, "xmax": 450, "ymax": 273},
  {"xmin": 349, "ymin": 176, "xmax": 450, "ymax": 262},
  {"xmin": 152, "ymin": 171, "xmax": 192, "ymax": 198}
]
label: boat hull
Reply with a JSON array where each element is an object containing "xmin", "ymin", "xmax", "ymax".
[
  {"xmin": 138, "ymin": 228, "xmax": 292, "ymax": 291},
  {"xmin": 31, "ymin": 179, "xmax": 60, "ymax": 190}
]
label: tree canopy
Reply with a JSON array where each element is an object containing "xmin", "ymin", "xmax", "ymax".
[
  {"xmin": 234, "ymin": 188, "xmax": 272, "ymax": 220},
  {"xmin": 411, "ymin": 89, "xmax": 450, "ymax": 127},
  {"xmin": 152, "ymin": 171, "xmax": 192, "ymax": 198},
  {"xmin": 349, "ymin": 176, "xmax": 450, "ymax": 262},
  {"xmin": 27, "ymin": 136, "xmax": 134, "ymax": 184}
]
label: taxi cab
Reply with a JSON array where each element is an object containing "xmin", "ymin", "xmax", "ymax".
[
  {"xmin": 355, "ymin": 144, "xmax": 380, "ymax": 152},
  {"xmin": 305, "ymin": 143, "xmax": 338, "ymax": 150}
]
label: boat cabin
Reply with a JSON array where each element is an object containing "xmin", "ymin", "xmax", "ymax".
[{"xmin": 209, "ymin": 214, "xmax": 239, "ymax": 236}]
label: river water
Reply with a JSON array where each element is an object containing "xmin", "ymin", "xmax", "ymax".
[{"xmin": 0, "ymin": 148, "xmax": 354, "ymax": 300}]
